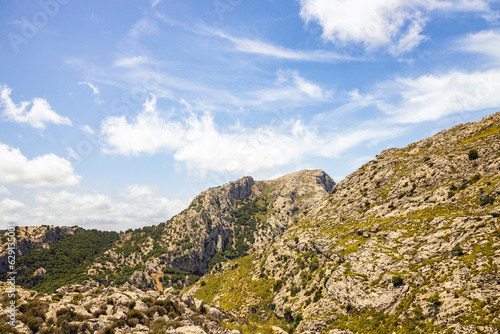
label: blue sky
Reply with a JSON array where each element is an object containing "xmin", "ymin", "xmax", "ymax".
[{"xmin": 1, "ymin": 0, "xmax": 500, "ymax": 231}]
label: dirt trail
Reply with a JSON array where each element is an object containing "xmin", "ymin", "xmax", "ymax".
[{"xmin": 151, "ymin": 273, "xmax": 164, "ymax": 293}]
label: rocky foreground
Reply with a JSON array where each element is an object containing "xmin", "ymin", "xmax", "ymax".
[{"xmin": 0, "ymin": 281, "xmax": 242, "ymax": 334}]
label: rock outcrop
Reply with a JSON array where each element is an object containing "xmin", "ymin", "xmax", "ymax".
[{"xmin": 0, "ymin": 281, "xmax": 241, "ymax": 334}]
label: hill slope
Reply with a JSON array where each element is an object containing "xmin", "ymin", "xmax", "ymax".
[
  {"xmin": 88, "ymin": 169, "xmax": 334, "ymax": 289},
  {"xmin": 191, "ymin": 112, "xmax": 500, "ymax": 333}
]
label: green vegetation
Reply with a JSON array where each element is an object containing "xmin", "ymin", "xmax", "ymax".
[
  {"xmin": 207, "ymin": 197, "xmax": 269, "ymax": 270},
  {"xmin": 9, "ymin": 229, "xmax": 119, "ymax": 293},
  {"xmin": 463, "ymin": 125, "xmax": 500, "ymax": 144},
  {"xmin": 391, "ymin": 274, "xmax": 404, "ymax": 287},
  {"xmin": 18, "ymin": 299, "xmax": 49, "ymax": 332},
  {"xmin": 162, "ymin": 265, "xmax": 200, "ymax": 289},
  {"xmin": 427, "ymin": 293, "xmax": 442, "ymax": 307},
  {"xmin": 468, "ymin": 149, "xmax": 479, "ymax": 160},
  {"xmin": 452, "ymin": 244, "xmax": 464, "ymax": 256}
]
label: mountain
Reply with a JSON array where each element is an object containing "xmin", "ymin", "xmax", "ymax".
[
  {"xmin": 87, "ymin": 169, "xmax": 334, "ymax": 290},
  {"xmin": 1, "ymin": 112, "xmax": 500, "ymax": 334},
  {"xmin": 2, "ymin": 169, "xmax": 334, "ymax": 293},
  {"xmin": 191, "ymin": 112, "xmax": 500, "ymax": 333}
]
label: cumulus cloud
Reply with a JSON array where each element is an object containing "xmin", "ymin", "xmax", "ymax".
[
  {"xmin": 299, "ymin": 0, "xmax": 492, "ymax": 54},
  {"xmin": 376, "ymin": 69, "xmax": 500, "ymax": 123},
  {"xmin": 0, "ymin": 142, "xmax": 81, "ymax": 188},
  {"xmin": 101, "ymin": 94, "xmax": 399, "ymax": 175},
  {"xmin": 0, "ymin": 85, "xmax": 72, "ymax": 129},
  {"xmin": 0, "ymin": 198, "xmax": 25, "ymax": 213},
  {"xmin": 0, "ymin": 188, "xmax": 187, "ymax": 231}
]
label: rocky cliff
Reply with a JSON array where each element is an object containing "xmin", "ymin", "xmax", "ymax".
[
  {"xmin": 86, "ymin": 169, "xmax": 335, "ymax": 288},
  {"xmin": 191, "ymin": 112, "xmax": 500, "ymax": 333}
]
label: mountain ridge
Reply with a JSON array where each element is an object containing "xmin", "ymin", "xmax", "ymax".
[{"xmin": 1, "ymin": 112, "xmax": 500, "ymax": 334}]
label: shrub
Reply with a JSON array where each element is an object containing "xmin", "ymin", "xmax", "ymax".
[
  {"xmin": 126, "ymin": 318, "xmax": 140, "ymax": 328},
  {"xmin": 146, "ymin": 305, "xmax": 167, "ymax": 317},
  {"xmin": 313, "ymin": 289, "xmax": 322, "ymax": 302},
  {"xmin": 427, "ymin": 293, "xmax": 441, "ymax": 307},
  {"xmin": 468, "ymin": 149, "xmax": 479, "ymax": 160},
  {"xmin": 284, "ymin": 307, "xmax": 293, "ymax": 322},
  {"xmin": 452, "ymin": 244, "xmax": 464, "ymax": 256},
  {"xmin": 469, "ymin": 174, "xmax": 481, "ymax": 184},
  {"xmin": 479, "ymin": 194, "xmax": 495, "ymax": 206},
  {"xmin": 392, "ymin": 275, "xmax": 404, "ymax": 287},
  {"xmin": 21, "ymin": 315, "xmax": 43, "ymax": 332},
  {"xmin": 309, "ymin": 255, "xmax": 319, "ymax": 271},
  {"xmin": 56, "ymin": 308, "xmax": 78, "ymax": 325},
  {"xmin": 128, "ymin": 300, "xmax": 136, "ymax": 309},
  {"xmin": 103, "ymin": 325, "xmax": 115, "ymax": 334},
  {"xmin": 126, "ymin": 308, "xmax": 145, "ymax": 326}
]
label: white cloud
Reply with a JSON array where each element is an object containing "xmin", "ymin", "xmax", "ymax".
[
  {"xmin": 120, "ymin": 184, "xmax": 155, "ymax": 199},
  {"xmin": 0, "ymin": 198, "xmax": 25, "ymax": 213},
  {"xmin": 299, "ymin": 0, "xmax": 492, "ymax": 54},
  {"xmin": 213, "ymin": 30, "xmax": 355, "ymax": 62},
  {"xmin": 251, "ymin": 70, "xmax": 332, "ymax": 104},
  {"xmin": 101, "ymin": 95, "xmax": 398, "ymax": 175},
  {"xmin": 0, "ymin": 142, "xmax": 81, "ymax": 188},
  {"xmin": 0, "ymin": 189, "xmax": 187, "ymax": 231},
  {"xmin": 0, "ymin": 85, "xmax": 72, "ymax": 129},
  {"xmin": 127, "ymin": 17, "xmax": 157, "ymax": 40},
  {"xmin": 456, "ymin": 30, "xmax": 500, "ymax": 62},
  {"xmin": 81, "ymin": 124, "xmax": 95, "ymax": 135},
  {"xmin": 0, "ymin": 185, "xmax": 10, "ymax": 195},
  {"xmin": 79, "ymin": 81, "xmax": 100, "ymax": 95},
  {"xmin": 114, "ymin": 56, "xmax": 151, "ymax": 68},
  {"xmin": 376, "ymin": 69, "xmax": 500, "ymax": 123}
]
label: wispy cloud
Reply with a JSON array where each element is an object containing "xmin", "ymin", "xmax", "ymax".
[
  {"xmin": 79, "ymin": 81, "xmax": 100, "ymax": 95},
  {"xmin": 374, "ymin": 69, "xmax": 500, "ymax": 123},
  {"xmin": 249, "ymin": 70, "xmax": 333, "ymax": 105},
  {"xmin": 0, "ymin": 142, "xmax": 81, "ymax": 188},
  {"xmin": 211, "ymin": 29, "xmax": 356, "ymax": 62},
  {"xmin": 455, "ymin": 30, "xmax": 500, "ymax": 62},
  {"xmin": 114, "ymin": 56, "xmax": 151, "ymax": 68},
  {"xmin": 0, "ymin": 84, "xmax": 72, "ymax": 129}
]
